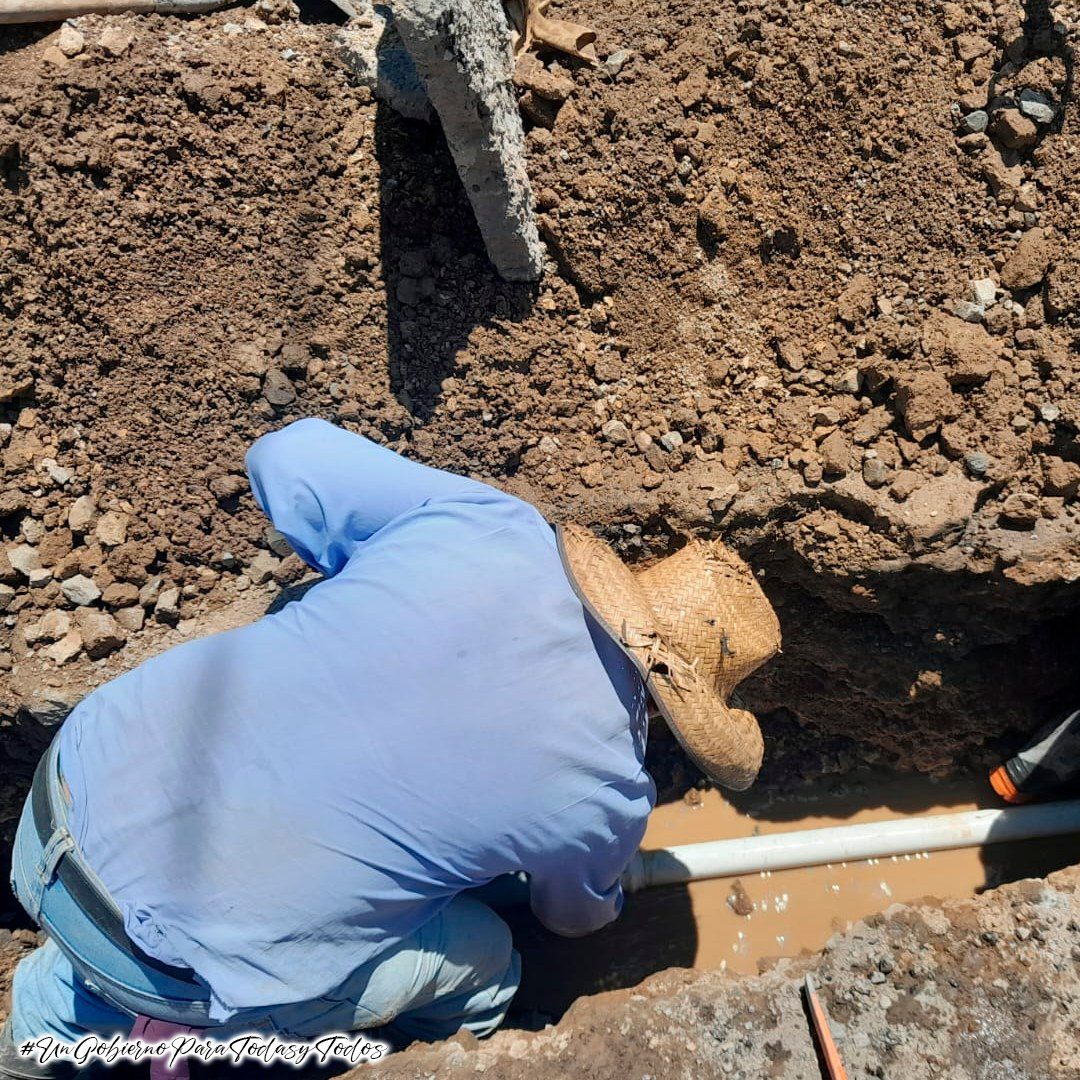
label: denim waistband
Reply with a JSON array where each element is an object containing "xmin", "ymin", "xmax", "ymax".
[{"xmin": 11, "ymin": 742, "xmax": 222, "ymax": 1027}]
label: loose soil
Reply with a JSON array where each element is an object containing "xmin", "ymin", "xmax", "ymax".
[{"xmin": 0, "ymin": 0, "xmax": 1079, "ymax": 1075}]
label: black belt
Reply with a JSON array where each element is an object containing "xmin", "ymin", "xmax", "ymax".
[{"xmin": 30, "ymin": 748, "xmax": 202, "ymax": 986}]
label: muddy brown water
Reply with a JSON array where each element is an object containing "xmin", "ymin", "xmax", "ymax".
[{"xmin": 507, "ymin": 769, "xmax": 1080, "ymax": 1016}]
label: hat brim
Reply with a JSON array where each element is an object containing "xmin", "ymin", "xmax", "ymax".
[{"xmin": 555, "ymin": 525, "xmax": 765, "ymax": 790}]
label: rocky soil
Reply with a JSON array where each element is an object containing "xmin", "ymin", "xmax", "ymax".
[
  {"xmin": 358, "ymin": 867, "xmax": 1080, "ymax": 1079},
  {"xmin": 0, "ymin": 0, "xmax": 1076, "ymax": 772},
  {"xmin": 0, "ymin": 0, "xmax": 1079, "ymax": 1071}
]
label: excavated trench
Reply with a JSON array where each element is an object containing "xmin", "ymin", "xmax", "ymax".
[
  {"xmin": 1, "ymin": 0, "xmax": 1079, "ymax": 1072},
  {"xmin": 2, "ymin": 535, "xmax": 1079, "ymax": 1044}
]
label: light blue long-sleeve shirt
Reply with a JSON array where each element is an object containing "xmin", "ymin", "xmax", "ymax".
[{"xmin": 57, "ymin": 418, "xmax": 654, "ymax": 1021}]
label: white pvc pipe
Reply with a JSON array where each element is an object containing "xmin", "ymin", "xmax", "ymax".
[{"xmin": 621, "ymin": 799, "xmax": 1080, "ymax": 893}]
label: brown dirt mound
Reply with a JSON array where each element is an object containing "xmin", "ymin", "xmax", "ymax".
[{"xmin": 0, "ymin": 1, "xmax": 1077, "ymax": 795}]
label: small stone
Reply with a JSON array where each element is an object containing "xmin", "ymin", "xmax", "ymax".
[
  {"xmin": 98, "ymin": 26, "xmax": 134, "ymax": 56},
  {"xmin": 44, "ymin": 631, "xmax": 83, "ymax": 666},
  {"xmin": 965, "ymin": 451, "xmax": 991, "ymax": 477},
  {"xmin": 1000, "ymin": 492, "xmax": 1041, "ymax": 529},
  {"xmin": 659, "ymin": 431, "xmax": 684, "ymax": 452},
  {"xmin": 24, "ymin": 610, "xmax": 72, "ymax": 646},
  {"xmin": 62, "ymin": 574, "xmax": 101, "ymax": 606},
  {"xmin": 20, "ymin": 518, "xmax": 44, "ymax": 544},
  {"xmin": 869, "ymin": 970, "xmax": 887, "ymax": 984},
  {"xmin": 957, "ymin": 132, "xmax": 988, "ymax": 153},
  {"xmin": 7, "ymin": 544, "xmax": 40, "ymax": 577},
  {"xmin": 820, "ymin": 430, "xmax": 851, "ymax": 478},
  {"xmin": 25, "ymin": 688, "xmax": 78, "ymax": 723},
  {"xmin": 247, "ymin": 552, "xmax": 280, "ymax": 585},
  {"xmin": 1038, "ymin": 403, "xmax": 1061, "ymax": 423},
  {"xmin": 726, "ymin": 880, "xmax": 753, "ymax": 917},
  {"xmin": 1018, "ymin": 89, "xmax": 1056, "ymax": 125},
  {"xmin": 836, "ymin": 273, "xmax": 876, "ymax": 324},
  {"xmin": 952, "ymin": 301, "xmax": 984, "ymax": 323},
  {"xmin": 94, "ymin": 510, "xmax": 129, "ymax": 548},
  {"xmin": 114, "ymin": 605, "xmax": 146, "ymax": 633},
  {"xmin": 991, "ymin": 109, "xmax": 1038, "ymax": 150},
  {"xmin": 264, "ymin": 528, "xmax": 293, "ymax": 558},
  {"xmin": 1000, "ymin": 228, "xmax": 1052, "ymax": 291},
  {"xmin": 57, "ymin": 23, "xmax": 85, "ymax": 56},
  {"xmin": 895, "ymin": 372, "xmax": 959, "ymax": 440},
  {"xmin": 102, "ymin": 582, "xmax": 140, "ymax": 607},
  {"xmin": 706, "ymin": 358, "xmax": 730, "ymax": 386},
  {"xmin": 0, "ymin": 584, "xmax": 15, "ymax": 612},
  {"xmin": 27, "ymin": 567, "xmax": 53, "ymax": 588},
  {"xmin": 579, "ymin": 462, "xmax": 605, "ymax": 488},
  {"xmin": 231, "ymin": 340, "xmax": 269, "ymax": 377},
  {"xmin": 155, "ymin": 587, "xmax": 181, "ymax": 623},
  {"xmin": 41, "ymin": 45, "xmax": 69, "ymax": 67},
  {"xmin": 960, "ymin": 109, "xmax": 988, "ymax": 134},
  {"xmin": 778, "ymin": 341, "xmax": 805, "ymax": 372},
  {"xmin": 1044, "ymin": 458, "xmax": 1080, "ymax": 499},
  {"xmin": 139, "ymin": 576, "xmax": 163, "ymax": 608},
  {"xmin": 954, "ymin": 33, "xmax": 993, "ymax": 62},
  {"xmin": 862, "ymin": 456, "xmax": 889, "ymax": 488},
  {"xmin": 279, "ymin": 343, "xmax": 312, "ymax": 376},
  {"xmin": 68, "ymin": 495, "xmax": 97, "ymax": 533},
  {"xmin": 836, "ymin": 368, "xmax": 861, "ymax": 394},
  {"xmin": 74, "ymin": 609, "xmax": 127, "ymax": 659},
  {"xmin": 602, "ymin": 49, "xmax": 631, "ymax": 76},
  {"xmin": 602, "ymin": 419, "xmax": 630, "ymax": 445},
  {"xmin": 971, "ymin": 278, "xmax": 997, "ymax": 306},
  {"xmin": 262, "ymin": 368, "xmax": 296, "ymax": 407},
  {"xmin": 42, "ymin": 459, "xmax": 74, "ymax": 486},
  {"xmin": 537, "ymin": 435, "xmax": 559, "ymax": 455},
  {"xmin": 633, "ymin": 431, "xmax": 653, "ymax": 453},
  {"xmin": 1015, "ymin": 926, "xmax": 1032, "ymax": 941},
  {"xmin": 813, "ymin": 406, "xmax": 842, "ymax": 427}
]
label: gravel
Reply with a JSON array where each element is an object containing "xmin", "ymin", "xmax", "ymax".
[
  {"xmin": 1018, "ymin": 89, "xmax": 1056, "ymax": 125},
  {"xmin": 952, "ymin": 300, "xmax": 984, "ymax": 322},
  {"xmin": 61, "ymin": 574, "xmax": 101, "ymax": 607},
  {"xmin": 7, "ymin": 545, "xmax": 40, "ymax": 577},
  {"xmin": 959, "ymin": 109, "xmax": 988, "ymax": 133},
  {"xmin": 970, "ymin": 278, "xmax": 996, "ymax": 306}
]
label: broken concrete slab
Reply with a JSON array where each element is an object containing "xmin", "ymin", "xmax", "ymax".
[
  {"xmin": 334, "ymin": 1, "xmax": 433, "ymax": 124},
  {"xmin": 394, "ymin": 0, "xmax": 543, "ymax": 281}
]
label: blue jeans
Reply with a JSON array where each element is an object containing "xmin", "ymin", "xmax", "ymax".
[{"xmin": 8, "ymin": 751, "xmax": 520, "ymax": 1047}]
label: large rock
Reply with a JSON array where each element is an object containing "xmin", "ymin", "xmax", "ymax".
[
  {"xmin": 394, "ymin": 0, "xmax": 543, "ymax": 281},
  {"xmin": 73, "ymin": 609, "xmax": 126, "ymax": 659},
  {"xmin": 1000, "ymin": 228, "xmax": 1053, "ymax": 291}
]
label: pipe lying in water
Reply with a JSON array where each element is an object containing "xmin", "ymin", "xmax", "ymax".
[
  {"xmin": 621, "ymin": 799, "xmax": 1080, "ymax": 893},
  {"xmin": 0, "ymin": 0, "xmax": 231, "ymax": 24}
]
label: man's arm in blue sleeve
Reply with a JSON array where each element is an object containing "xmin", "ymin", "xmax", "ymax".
[
  {"xmin": 245, "ymin": 418, "xmax": 487, "ymax": 577},
  {"xmin": 527, "ymin": 785, "xmax": 650, "ymax": 938}
]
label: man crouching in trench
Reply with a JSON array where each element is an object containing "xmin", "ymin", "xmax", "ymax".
[{"xmin": 2, "ymin": 418, "xmax": 779, "ymax": 1077}]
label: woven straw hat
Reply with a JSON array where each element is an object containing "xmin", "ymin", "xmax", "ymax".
[{"xmin": 556, "ymin": 526, "xmax": 781, "ymax": 791}]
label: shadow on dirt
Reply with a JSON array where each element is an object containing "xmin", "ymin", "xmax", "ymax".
[
  {"xmin": 0, "ymin": 23, "xmax": 52, "ymax": 59},
  {"xmin": 373, "ymin": 75, "xmax": 535, "ymax": 424}
]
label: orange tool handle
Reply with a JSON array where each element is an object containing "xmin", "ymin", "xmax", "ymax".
[{"xmin": 804, "ymin": 974, "xmax": 848, "ymax": 1080}]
